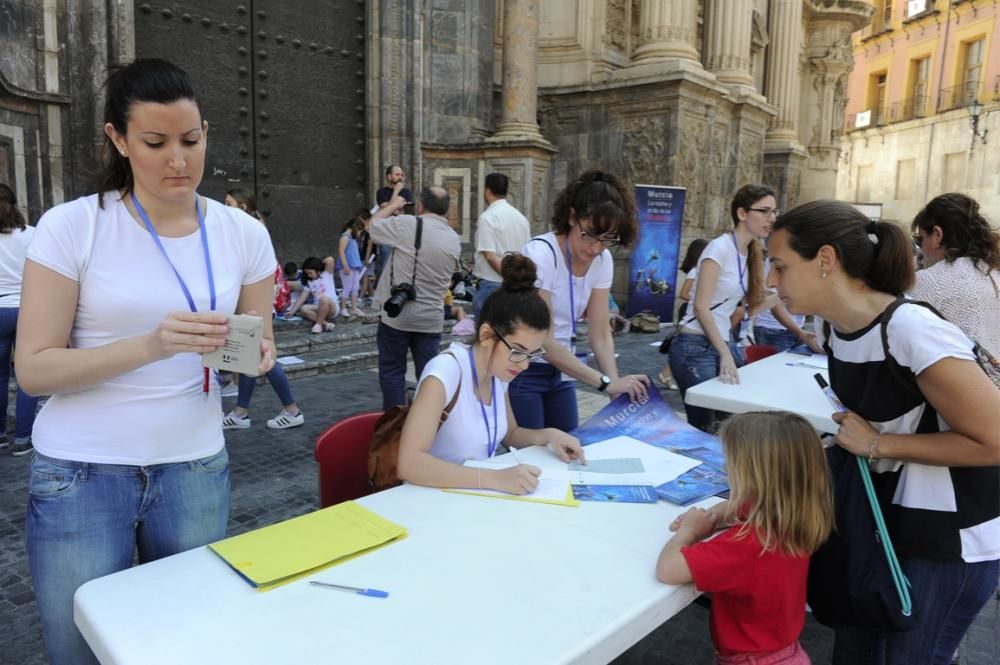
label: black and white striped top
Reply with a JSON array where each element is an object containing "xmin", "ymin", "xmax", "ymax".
[{"xmin": 822, "ymin": 302, "xmax": 1000, "ymax": 563}]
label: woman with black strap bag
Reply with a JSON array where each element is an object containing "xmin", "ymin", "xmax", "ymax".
[{"xmin": 767, "ymin": 200, "xmax": 1000, "ymax": 665}]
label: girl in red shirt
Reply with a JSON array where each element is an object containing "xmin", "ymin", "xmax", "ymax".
[{"xmin": 656, "ymin": 412, "xmax": 834, "ymax": 664}]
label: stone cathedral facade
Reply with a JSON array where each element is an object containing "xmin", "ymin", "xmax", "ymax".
[{"xmin": 1, "ymin": 1, "xmax": 872, "ymax": 288}]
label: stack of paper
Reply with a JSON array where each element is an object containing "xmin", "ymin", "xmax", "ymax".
[{"xmin": 208, "ymin": 501, "xmax": 407, "ymax": 590}]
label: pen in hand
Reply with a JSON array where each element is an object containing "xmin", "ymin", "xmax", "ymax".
[{"xmin": 309, "ymin": 581, "xmax": 389, "ymax": 598}]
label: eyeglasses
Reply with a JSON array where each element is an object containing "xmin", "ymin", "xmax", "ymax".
[
  {"xmin": 578, "ymin": 226, "xmax": 622, "ymax": 248},
  {"xmin": 490, "ymin": 325, "xmax": 545, "ymax": 363},
  {"xmin": 748, "ymin": 207, "xmax": 780, "ymax": 218},
  {"xmin": 912, "ymin": 233, "xmax": 926, "ymax": 245}
]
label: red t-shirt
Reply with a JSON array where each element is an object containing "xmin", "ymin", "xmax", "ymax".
[{"xmin": 682, "ymin": 525, "xmax": 808, "ymax": 656}]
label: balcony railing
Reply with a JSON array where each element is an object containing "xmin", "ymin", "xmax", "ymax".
[
  {"xmin": 888, "ymin": 95, "xmax": 929, "ymax": 123},
  {"xmin": 937, "ymin": 81, "xmax": 980, "ymax": 112}
]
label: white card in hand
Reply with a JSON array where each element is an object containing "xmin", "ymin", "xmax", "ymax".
[{"xmin": 201, "ymin": 314, "xmax": 264, "ymax": 377}]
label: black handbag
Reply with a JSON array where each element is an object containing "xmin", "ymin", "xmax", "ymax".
[{"xmin": 806, "ymin": 444, "xmax": 917, "ymax": 632}]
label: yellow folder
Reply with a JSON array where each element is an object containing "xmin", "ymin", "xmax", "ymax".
[{"xmin": 208, "ymin": 501, "xmax": 407, "ymax": 591}]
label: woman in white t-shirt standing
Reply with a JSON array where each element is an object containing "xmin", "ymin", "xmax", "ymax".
[
  {"xmin": 511, "ymin": 171, "xmax": 650, "ymax": 432},
  {"xmin": 0, "ymin": 184, "xmax": 39, "ymax": 456},
  {"xmin": 667, "ymin": 185, "xmax": 777, "ymax": 432},
  {"xmin": 398, "ymin": 254, "xmax": 585, "ymax": 493},
  {"xmin": 16, "ymin": 59, "xmax": 277, "ymax": 665}
]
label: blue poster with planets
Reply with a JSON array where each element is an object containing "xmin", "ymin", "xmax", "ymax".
[{"xmin": 625, "ymin": 185, "xmax": 685, "ymax": 319}]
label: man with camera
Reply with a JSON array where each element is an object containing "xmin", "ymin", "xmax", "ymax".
[{"xmin": 368, "ymin": 185, "xmax": 462, "ymax": 409}]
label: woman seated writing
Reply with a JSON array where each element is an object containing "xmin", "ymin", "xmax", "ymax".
[{"xmin": 397, "ymin": 254, "xmax": 586, "ymax": 495}]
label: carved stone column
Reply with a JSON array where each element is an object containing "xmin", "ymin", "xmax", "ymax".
[
  {"xmin": 704, "ymin": 0, "xmax": 754, "ymax": 86},
  {"xmin": 493, "ymin": 0, "xmax": 544, "ymax": 141},
  {"xmin": 765, "ymin": 0, "xmax": 803, "ymax": 142},
  {"xmin": 632, "ymin": 0, "xmax": 699, "ymax": 63}
]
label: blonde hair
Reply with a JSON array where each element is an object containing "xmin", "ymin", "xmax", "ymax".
[{"xmin": 719, "ymin": 411, "xmax": 834, "ymax": 556}]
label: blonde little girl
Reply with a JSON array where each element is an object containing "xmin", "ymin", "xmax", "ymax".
[{"xmin": 656, "ymin": 411, "xmax": 834, "ymax": 664}]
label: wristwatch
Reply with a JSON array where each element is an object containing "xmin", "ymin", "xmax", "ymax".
[{"xmin": 597, "ymin": 375, "xmax": 612, "ymax": 392}]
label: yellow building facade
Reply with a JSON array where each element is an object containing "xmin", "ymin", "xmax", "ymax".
[{"xmin": 837, "ymin": 0, "xmax": 999, "ymax": 222}]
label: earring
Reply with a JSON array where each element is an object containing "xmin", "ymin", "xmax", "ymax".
[
  {"xmin": 120, "ymin": 151, "xmax": 128, "ymax": 158},
  {"xmin": 821, "ymin": 271, "xmax": 827, "ymax": 278}
]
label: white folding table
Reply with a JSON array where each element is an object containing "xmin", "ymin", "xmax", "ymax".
[
  {"xmin": 75, "ymin": 437, "xmax": 715, "ymax": 665},
  {"xmin": 683, "ymin": 351, "xmax": 838, "ymax": 433}
]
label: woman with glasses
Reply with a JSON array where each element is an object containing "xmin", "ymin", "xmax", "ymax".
[
  {"xmin": 397, "ymin": 254, "xmax": 585, "ymax": 494},
  {"xmin": 510, "ymin": 170, "xmax": 650, "ymax": 432},
  {"xmin": 668, "ymin": 184, "xmax": 778, "ymax": 432}
]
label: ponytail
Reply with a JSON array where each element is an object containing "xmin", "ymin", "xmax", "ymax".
[
  {"xmin": 746, "ymin": 239, "xmax": 766, "ymax": 308},
  {"xmin": 774, "ymin": 200, "xmax": 914, "ymax": 296},
  {"xmin": 0, "ymin": 184, "xmax": 27, "ymax": 234}
]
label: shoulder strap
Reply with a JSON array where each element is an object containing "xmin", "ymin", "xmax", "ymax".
[
  {"xmin": 528, "ymin": 236, "xmax": 558, "ymax": 268},
  {"xmin": 878, "ymin": 297, "xmax": 935, "ymax": 404},
  {"xmin": 439, "ymin": 351, "xmax": 463, "ymax": 421}
]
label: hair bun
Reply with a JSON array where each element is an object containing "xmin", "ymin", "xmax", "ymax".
[{"xmin": 500, "ymin": 253, "xmax": 538, "ymax": 292}]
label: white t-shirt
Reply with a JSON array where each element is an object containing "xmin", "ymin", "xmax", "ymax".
[
  {"xmin": 0, "ymin": 225, "xmax": 34, "ymax": 307},
  {"xmin": 416, "ymin": 343, "xmax": 510, "ymax": 464},
  {"xmin": 307, "ymin": 271, "xmax": 340, "ymax": 306},
  {"xmin": 684, "ymin": 234, "xmax": 746, "ymax": 339},
  {"xmin": 474, "ymin": 198, "xmax": 531, "ymax": 283},
  {"xmin": 27, "ymin": 193, "xmax": 276, "ymax": 465},
  {"xmin": 522, "ymin": 232, "xmax": 613, "ymax": 354}
]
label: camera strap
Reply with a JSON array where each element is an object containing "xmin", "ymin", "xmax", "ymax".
[{"xmin": 388, "ymin": 215, "xmax": 423, "ymax": 291}]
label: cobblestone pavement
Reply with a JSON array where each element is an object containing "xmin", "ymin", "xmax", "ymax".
[{"xmin": 0, "ymin": 326, "xmax": 995, "ymax": 664}]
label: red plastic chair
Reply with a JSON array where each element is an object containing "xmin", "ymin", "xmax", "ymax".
[
  {"xmin": 743, "ymin": 344, "xmax": 780, "ymax": 364},
  {"xmin": 314, "ymin": 411, "xmax": 383, "ymax": 508}
]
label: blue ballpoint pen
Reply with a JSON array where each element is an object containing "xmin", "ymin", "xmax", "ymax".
[{"xmin": 309, "ymin": 581, "xmax": 389, "ymax": 598}]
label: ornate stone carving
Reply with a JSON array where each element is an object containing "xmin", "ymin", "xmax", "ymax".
[
  {"xmin": 603, "ymin": 0, "xmax": 628, "ymax": 52},
  {"xmin": 622, "ymin": 114, "xmax": 669, "ymax": 187}
]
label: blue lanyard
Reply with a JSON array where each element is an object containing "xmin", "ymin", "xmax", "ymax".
[
  {"xmin": 564, "ymin": 237, "xmax": 578, "ymax": 347},
  {"xmin": 730, "ymin": 232, "xmax": 749, "ymax": 322},
  {"xmin": 131, "ymin": 192, "xmax": 216, "ymax": 313},
  {"xmin": 467, "ymin": 345, "xmax": 498, "ymax": 458}
]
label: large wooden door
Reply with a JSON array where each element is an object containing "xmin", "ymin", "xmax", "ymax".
[{"xmin": 135, "ymin": 1, "xmax": 367, "ymax": 260}]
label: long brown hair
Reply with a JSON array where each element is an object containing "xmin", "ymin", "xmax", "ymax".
[
  {"xmin": 0, "ymin": 184, "xmax": 27, "ymax": 234},
  {"xmin": 730, "ymin": 185, "xmax": 774, "ymax": 308},
  {"xmin": 720, "ymin": 411, "xmax": 834, "ymax": 556},
  {"xmin": 912, "ymin": 193, "xmax": 1000, "ymax": 280}
]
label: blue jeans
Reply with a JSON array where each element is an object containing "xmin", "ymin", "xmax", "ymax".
[
  {"xmin": 832, "ymin": 557, "xmax": 999, "ymax": 665},
  {"xmin": 508, "ymin": 362, "xmax": 579, "ymax": 431},
  {"xmin": 235, "ymin": 363, "xmax": 296, "ymax": 410},
  {"xmin": 0, "ymin": 306, "xmax": 39, "ymax": 441},
  {"xmin": 668, "ymin": 332, "xmax": 744, "ymax": 432},
  {"xmin": 473, "ymin": 278, "xmax": 501, "ymax": 322},
  {"xmin": 26, "ymin": 448, "xmax": 230, "ymax": 665},
  {"xmin": 753, "ymin": 325, "xmax": 810, "ymax": 354},
  {"xmin": 376, "ymin": 321, "xmax": 441, "ymax": 410}
]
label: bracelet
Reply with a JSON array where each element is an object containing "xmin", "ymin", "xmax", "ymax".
[
  {"xmin": 867, "ymin": 433, "xmax": 881, "ymax": 465},
  {"xmin": 476, "ymin": 468, "xmax": 482, "ymax": 490}
]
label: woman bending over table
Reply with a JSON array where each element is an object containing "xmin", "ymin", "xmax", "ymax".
[
  {"xmin": 17, "ymin": 59, "xmax": 277, "ymax": 665},
  {"xmin": 397, "ymin": 254, "xmax": 586, "ymax": 495},
  {"xmin": 768, "ymin": 200, "xmax": 1000, "ymax": 665},
  {"xmin": 668, "ymin": 184, "xmax": 778, "ymax": 432},
  {"xmin": 510, "ymin": 170, "xmax": 650, "ymax": 432}
]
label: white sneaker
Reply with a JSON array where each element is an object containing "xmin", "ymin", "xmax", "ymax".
[
  {"xmin": 222, "ymin": 411, "xmax": 251, "ymax": 430},
  {"xmin": 267, "ymin": 409, "xmax": 305, "ymax": 430},
  {"xmin": 220, "ymin": 381, "xmax": 239, "ymax": 397}
]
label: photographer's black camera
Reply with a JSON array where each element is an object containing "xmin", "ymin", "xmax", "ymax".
[{"xmin": 383, "ymin": 283, "xmax": 416, "ymax": 317}]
